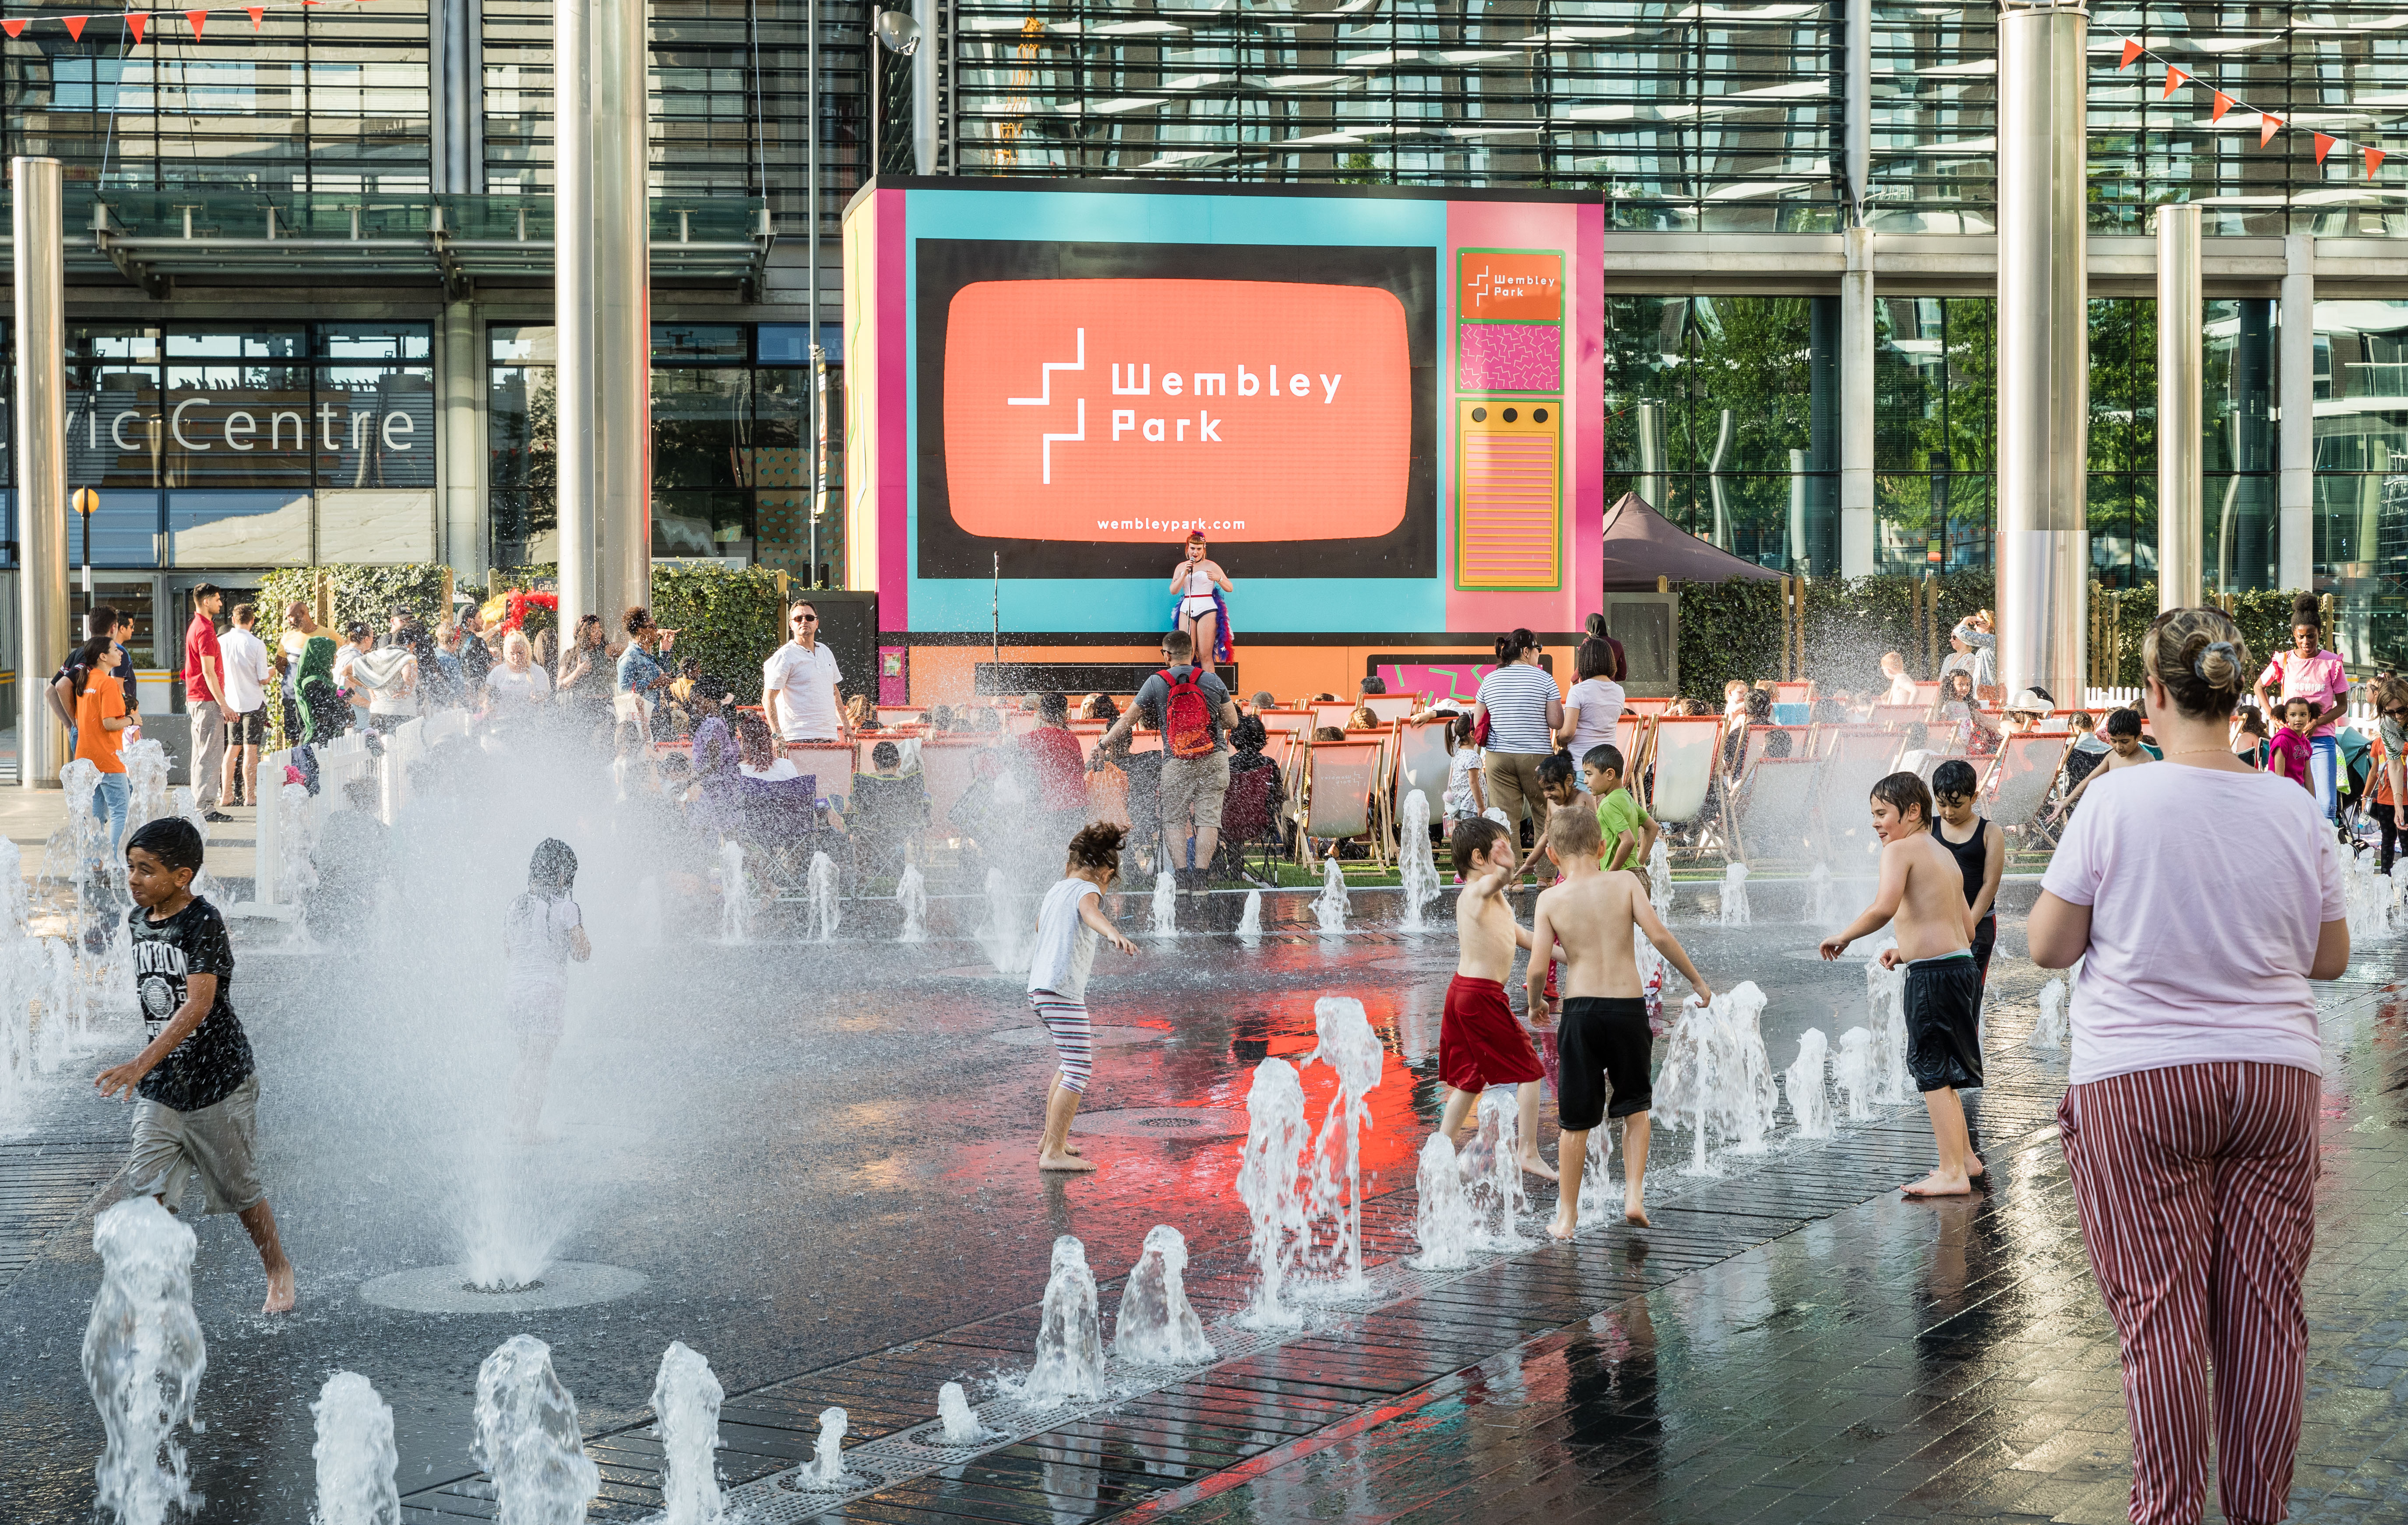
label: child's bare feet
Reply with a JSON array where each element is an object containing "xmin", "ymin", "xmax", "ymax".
[
  {"xmin": 1623, "ymin": 1202, "xmax": 1651, "ymax": 1228},
  {"xmin": 1038, "ymin": 1151, "xmax": 1097, "ymax": 1172},
  {"xmin": 1547, "ymin": 1210, "xmax": 1577, "ymax": 1241},
  {"xmin": 263, "ymin": 1261, "xmax": 296, "ymax": 1314},
  {"xmin": 1520, "ymin": 1151, "xmax": 1559, "ymax": 1183},
  {"xmin": 1902, "ymin": 1169, "xmax": 1972, "ymax": 1197}
]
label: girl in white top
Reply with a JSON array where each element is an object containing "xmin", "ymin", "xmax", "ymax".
[
  {"xmin": 1443, "ymin": 713, "xmax": 1485, "ymax": 821},
  {"xmin": 1556, "ymin": 615, "xmax": 1625, "ymax": 758},
  {"xmin": 482, "ymin": 629, "xmax": 553, "ymax": 717},
  {"xmin": 1026, "ymin": 822, "xmax": 1139, "ymax": 1172},
  {"xmin": 502, "ymin": 838, "xmax": 591, "ymax": 1143},
  {"xmin": 2029, "ymin": 606, "xmax": 2345, "ymax": 1525},
  {"xmin": 1166, "ymin": 530, "xmax": 1234, "ymax": 675}
]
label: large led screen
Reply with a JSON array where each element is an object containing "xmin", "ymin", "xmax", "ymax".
[{"xmin": 915, "ymin": 239, "xmax": 1438, "ymax": 581}]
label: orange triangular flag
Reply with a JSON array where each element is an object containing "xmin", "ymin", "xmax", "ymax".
[
  {"xmin": 0, "ymin": 19, "xmax": 22, "ymax": 35},
  {"xmin": 246, "ymin": 5, "xmax": 261, "ymax": 22},
  {"xmin": 2120, "ymin": 38, "xmax": 2142, "ymax": 69},
  {"xmin": 2261, "ymin": 113, "xmax": 2284, "ymax": 146},
  {"xmin": 2164, "ymin": 66, "xmax": 2189, "ymax": 98},
  {"xmin": 2316, "ymin": 132, "xmax": 2338, "ymax": 163},
  {"xmin": 63, "ymin": 14, "xmax": 87, "ymax": 38},
  {"xmin": 2212, "ymin": 92, "xmax": 2233, "ymax": 122},
  {"xmin": 125, "ymin": 11, "xmax": 146, "ymax": 41},
  {"xmin": 2369, "ymin": 146, "xmax": 2388, "ymax": 176},
  {"xmin": 185, "ymin": 8, "xmax": 204, "ymax": 34}
]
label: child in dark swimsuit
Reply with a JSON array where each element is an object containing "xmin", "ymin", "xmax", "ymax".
[{"xmin": 1932, "ymin": 759, "xmax": 2005, "ymax": 987}]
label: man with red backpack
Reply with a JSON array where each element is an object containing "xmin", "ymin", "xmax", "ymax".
[{"xmin": 1090, "ymin": 630, "xmax": 1239, "ymax": 888}]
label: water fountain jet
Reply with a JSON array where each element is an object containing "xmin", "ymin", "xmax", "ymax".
[
  {"xmin": 806, "ymin": 851, "xmax": 840, "ymax": 941},
  {"xmin": 1021, "ymin": 1236, "xmax": 1106, "ymax": 1404},
  {"xmin": 1113, "ymin": 1225, "xmax": 1216, "ymax": 1364},
  {"xmin": 472, "ymin": 1335, "xmax": 598, "ymax": 1525},
  {"xmin": 1785, "ymin": 1028, "xmax": 1833, "ymax": 1138},
  {"xmin": 1407, "ymin": 1133, "xmax": 1476, "ymax": 1269},
  {"xmin": 1235, "ymin": 888, "xmax": 1262, "ymax": 939},
  {"xmin": 1312, "ymin": 858, "xmax": 1349, "ymax": 934},
  {"xmin": 310, "ymin": 1371, "xmax": 399, "ymax": 1525},
  {"xmin": 1398, "ymin": 792, "xmax": 1440, "ymax": 931},
  {"xmin": 83, "ymin": 1198, "xmax": 205, "ymax": 1525},
  {"xmin": 895, "ymin": 864, "xmax": 928, "ymax": 943},
  {"xmin": 1149, "ymin": 870, "xmax": 1176, "ymax": 937},
  {"xmin": 648, "ymin": 1341, "xmax": 724, "ymax": 1525},
  {"xmin": 2031, "ymin": 976, "xmax": 2067, "ymax": 1052},
  {"xmin": 1234, "ymin": 1058, "xmax": 1311, "ymax": 1328}
]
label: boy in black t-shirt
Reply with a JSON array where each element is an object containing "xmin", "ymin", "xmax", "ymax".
[{"xmin": 95, "ymin": 817, "xmax": 295, "ymax": 1314}]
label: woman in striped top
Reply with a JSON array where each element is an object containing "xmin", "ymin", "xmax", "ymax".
[{"xmin": 1472, "ymin": 628, "xmax": 1564, "ymax": 880}]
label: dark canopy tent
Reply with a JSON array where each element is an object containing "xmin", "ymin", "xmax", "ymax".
[{"xmin": 1600, "ymin": 492, "xmax": 1788, "ymax": 590}]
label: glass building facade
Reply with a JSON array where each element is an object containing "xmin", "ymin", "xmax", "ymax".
[{"xmin": 0, "ymin": 0, "xmax": 2401, "ymax": 650}]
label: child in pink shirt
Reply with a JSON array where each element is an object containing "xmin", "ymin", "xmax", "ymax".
[{"xmin": 2267, "ymin": 698, "xmax": 2315, "ymax": 794}]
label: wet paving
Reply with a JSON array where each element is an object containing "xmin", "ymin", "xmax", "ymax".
[{"xmin": 4, "ymin": 878, "xmax": 2407, "ymax": 1523}]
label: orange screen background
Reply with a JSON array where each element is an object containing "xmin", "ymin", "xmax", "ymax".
[{"xmin": 942, "ymin": 278, "xmax": 1412, "ymax": 542}]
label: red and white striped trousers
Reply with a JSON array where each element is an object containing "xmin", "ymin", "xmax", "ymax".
[{"xmin": 2058, "ymin": 1061, "xmax": 2321, "ymax": 1525}]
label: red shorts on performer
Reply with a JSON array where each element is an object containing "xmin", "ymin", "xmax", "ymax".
[{"xmin": 1440, "ymin": 975, "xmax": 1545, "ymax": 1093}]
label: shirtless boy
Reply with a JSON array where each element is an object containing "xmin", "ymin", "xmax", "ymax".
[
  {"xmin": 1819, "ymin": 771, "xmax": 1985, "ymax": 1197},
  {"xmin": 1528, "ymin": 806, "xmax": 1711, "ymax": 1233},
  {"xmin": 1440, "ymin": 816, "xmax": 1556, "ymax": 1181}
]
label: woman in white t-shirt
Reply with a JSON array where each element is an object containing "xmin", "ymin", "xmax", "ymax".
[
  {"xmin": 732, "ymin": 712, "xmax": 800, "ymax": 781},
  {"xmin": 1556, "ymin": 614, "xmax": 1625, "ymax": 761},
  {"xmin": 2029, "ymin": 606, "xmax": 2346, "ymax": 1525},
  {"xmin": 1026, "ymin": 822, "xmax": 1139, "ymax": 1172},
  {"xmin": 481, "ymin": 630, "xmax": 553, "ymax": 719}
]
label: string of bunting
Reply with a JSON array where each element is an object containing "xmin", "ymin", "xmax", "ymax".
[
  {"xmin": 2111, "ymin": 28, "xmax": 2388, "ymax": 177},
  {"xmin": 0, "ymin": 0, "xmax": 389, "ymax": 45}
]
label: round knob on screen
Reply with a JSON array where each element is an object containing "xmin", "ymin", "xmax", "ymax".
[
  {"xmin": 1533, "ymin": 408, "xmax": 1549, "ymax": 423},
  {"xmin": 1502, "ymin": 408, "xmax": 1517, "ymax": 423},
  {"xmin": 1470, "ymin": 406, "xmax": 1486, "ymax": 423}
]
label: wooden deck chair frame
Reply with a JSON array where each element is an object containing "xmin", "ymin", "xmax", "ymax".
[
  {"xmin": 1297, "ymin": 737, "xmax": 1388, "ymax": 869},
  {"xmin": 1811, "ymin": 725, "xmax": 1908, "ymax": 860},
  {"xmin": 915, "ymin": 736, "xmax": 988, "ymax": 846},
  {"xmin": 1641, "ymin": 715, "xmax": 1725, "ymax": 860},
  {"xmin": 1390, "ymin": 715, "xmax": 1453, "ymax": 845},
  {"xmin": 1726, "ymin": 754, "xmax": 1824, "ymax": 871},
  {"xmin": 1361, "ymin": 694, "xmax": 1422, "ymax": 724},
  {"xmin": 1869, "ymin": 703, "xmax": 1929, "ymax": 728},
  {"xmin": 1309, "ymin": 701, "xmax": 1357, "ymax": 734},
  {"xmin": 1622, "ymin": 696, "xmax": 1674, "ymax": 718},
  {"xmin": 1979, "ymin": 731, "xmax": 2074, "ymax": 853}
]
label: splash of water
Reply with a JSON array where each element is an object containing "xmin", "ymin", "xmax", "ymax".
[
  {"xmin": 807, "ymin": 851, "xmax": 840, "ymax": 941},
  {"xmin": 472, "ymin": 1335, "xmax": 599, "ymax": 1525},
  {"xmin": 1655, "ymin": 982, "xmax": 1779, "ymax": 1170},
  {"xmin": 1408, "ymin": 1133, "xmax": 1477, "ymax": 1269},
  {"xmin": 1234, "ymin": 1058, "xmax": 1312, "ymax": 1329},
  {"xmin": 1312, "ymin": 857, "xmax": 1349, "ymax": 934},
  {"xmin": 648, "ymin": 1341, "xmax": 724, "ymax": 1525},
  {"xmin": 1022, "ymin": 1236, "xmax": 1107, "ymax": 1404},
  {"xmin": 1235, "ymin": 888, "xmax": 1262, "ymax": 939},
  {"xmin": 1149, "ymin": 870, "xmax": 1177, "ymax": 937},
  {"xmin": 280, "ymin": 781, "xmax": 322, "ymax": 947},
  {"xmin": 1632, "ymin": 923, "xmax": 1668, "ymax": 1032},
  {"xmin": 1398, "ymin": 791, "xmax": 1440, "ymax": 932},
  {"xmin": 1802, "ymin": 861, "xmax": 1836, "ymax": 925},
  {"xmin": 717, "ymin": 840, "xmax": 753, "ymax": 945},
  {"xmin": 83, "ymin": 1198, "xmax": 206, "ymax": 1525},
  {"xmin": 1718, "ymin": 862, "xmax": 1751, "ymax": 926},
  {"xmin": 1785, "ymin": 1028, "xmax": 1833, "ymax": 1138},
  {"xmin": 173, "ymin": 788, "xmax": 214, "ymax": 902},
  {"xmin": 1299, "ymin": 997, "xmax": 1384, "ymax": 1292},
  {"xmin": 937, "ymin": 1382, "xmax": 988, "ymax": 1444},
  {"xmin": 1462, "ymin": 1088, "xmax": 1531, "ymax": 1249},
  {"xmin": 1831, "ymin": 1026, "xmax": 1876, "ymax": 1119},
  {"xmin": 2031, "ymin": 977, "xmax": 2067, "ymax": 1052},
  {"xmin": 976, "ymin": 869, "xmax": 1030, "ymax": 975},
  {"xmin": 1113, "ymin": 1225, "xmax": 1217, "ymax": 1364},
  {"xmin": 310, "ymin": 1371, "xmax": 399, "ymax": 1525},
  {"xmin": 895, "ymin": 865, "xmax": 928, "ymax": 943},
  {"xmin": 800, "ymin": 1407, "xmax": 852, "ymax": 1486},
  {"xmin": 62, "ymin": 758, "xmax": 102, "ymax": 922},
  {"xmin": 1574, "ymin": 1124, "xmax": 1619, "ymax": 1227},
  {"xmin": 123, "ymin": 739, "xmax": 171, "ymax": 839},
  {"xmin": 2345, "ymin": 845, "xmax": 2394, "ymax": 938},
  {"xmin": 1649, "ymin": 834, "xmax": 1673, "ymax": 917},
  {"xmin": 1863, "ymin": 946, "xmax": 1911, "ymax": 1104}
]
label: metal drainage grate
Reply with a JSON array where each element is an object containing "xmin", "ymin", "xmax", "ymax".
[{"xmin": 1070, "ymin": 1106, "xmax": 1249, "ymax": 1140}]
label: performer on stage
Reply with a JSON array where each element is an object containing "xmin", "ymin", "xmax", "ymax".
[{"xmin": 1167, "ymin": 531, "xmax": 1235, "ymax": 675}]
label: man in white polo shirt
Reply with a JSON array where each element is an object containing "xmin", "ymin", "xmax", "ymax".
[{"xmin": 762, "ymin": 600, "xmax": 842, "ymax": 742}]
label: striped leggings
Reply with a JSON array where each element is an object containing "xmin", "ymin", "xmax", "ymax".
[
  {"xmin": 2059, "ymin": 1062, "xmax": 2321, "ymax": 1525},
  {"xmin": 1029, "ymin": 990, "xmax": 1094, "ymax": 1095}
]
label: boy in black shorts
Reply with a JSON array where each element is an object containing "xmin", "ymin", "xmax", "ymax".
[
  {"xmin": 94, "ymin": 817, "xmax": 296, "ymax": 1313},
  {"xmin": 1528, "ymin": 806, "xmax": 1713, "ymax": 1233}
]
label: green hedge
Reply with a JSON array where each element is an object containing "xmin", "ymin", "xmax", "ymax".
[
  {"xmin": 1674, "ymin": 570, "xmax": 1993, "ymax": 704},
  {"xmin": 1679, "ymin": 572, "xmax": 2314, "ymax": 703},
  {"xmin": 647, "ymin": 563, "xmax": 787, "ymax": 705}
]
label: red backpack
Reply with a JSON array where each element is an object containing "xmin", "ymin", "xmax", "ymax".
[{"xmin": 1160, "ymin": 667, "xmax": 1216, "ymax": 759}]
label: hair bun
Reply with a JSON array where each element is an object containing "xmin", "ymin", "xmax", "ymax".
[
  {"xmin": 2193, "ymin": 639, "xmax": 2240, "ymax": 687},
  {"xmin": 1585, "ymin": 612, "xmax": 1607, "ymax": 638}
]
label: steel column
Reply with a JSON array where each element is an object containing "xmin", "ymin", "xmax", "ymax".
[
  {"xmin": 552, "ymin": 0, "xmax": 596, "ymax": 639},
  {"xmin": 1994, "ymin": 2, "xmax": 2088, "ymax": 706},
  {"xmin": 439, "ymin": 299, "xmax": 486, "ymax": 580},
  {"xmin": 14, "ymin": 158, "xmax": 66, "ymax": 789},
  {"xmin": 2279, "ymin": 232, "xmax": 2315, "ymax": 593},
  {"xmin": 1839, "ymin": 225, "xmax": 1876, "ymax": 575},
  {"xmin": 2156, "ymin": 204, "xmax": 2202, "ymax": 610},
  {"xmin": 593, "ymin": 0, "xmax": 652, "ymax": 623}
]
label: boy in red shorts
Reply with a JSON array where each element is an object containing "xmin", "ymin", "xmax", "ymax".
[{"xmin": 1438, "ymin": 816, "xmax": 1556, "ymax": 1181}]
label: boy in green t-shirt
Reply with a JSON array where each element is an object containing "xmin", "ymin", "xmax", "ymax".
[{"xmin": 1582, "ymin": 745, "xmax": 1656, "ymax": 879}]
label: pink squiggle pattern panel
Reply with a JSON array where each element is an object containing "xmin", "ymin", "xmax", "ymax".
[{"xmin": 1458, "ymin": 323, "xmax": 1561, "ymax": 393}]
